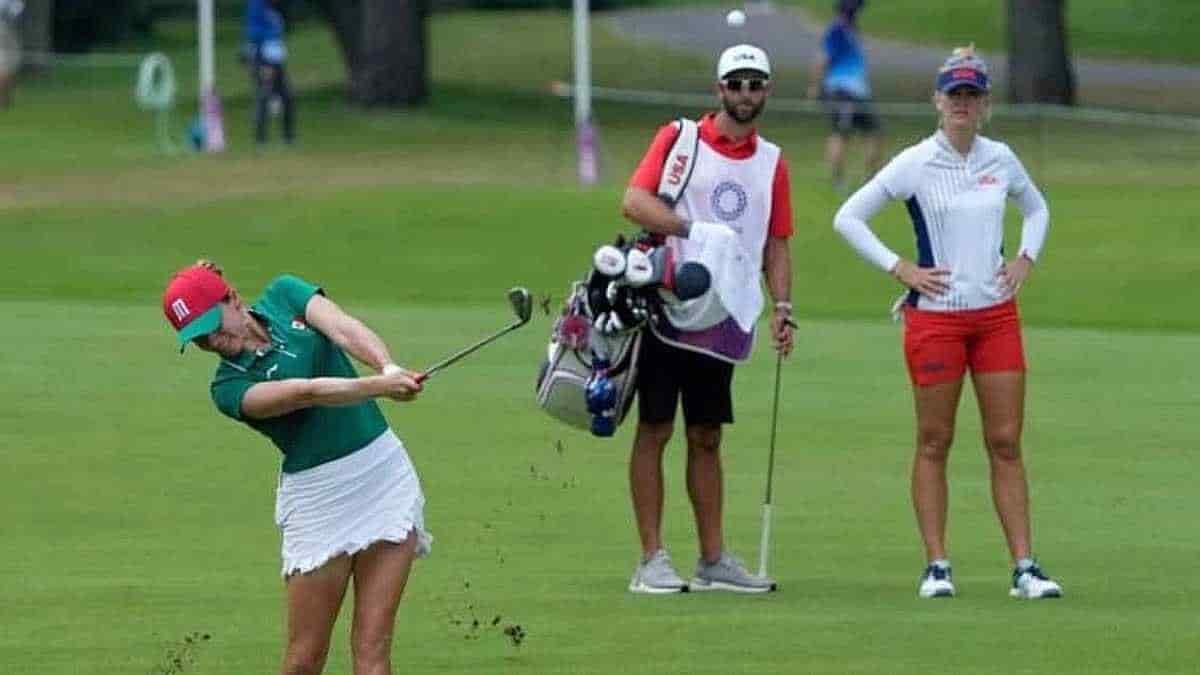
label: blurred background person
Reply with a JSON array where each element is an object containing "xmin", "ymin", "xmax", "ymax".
[
  {"xmin": 245, "ymin": 0, "xmax": 296, "ymax": 145},
  {"xmin": 807, "ymin": 0, "xmax": 883, "ymax": 192},
  {"xmin": 0, "ymin": 0, "xmax": 22, "ymax": 108},
  {"xmin": 832, "ymin": 46, "xmax": 1064, "ymax": 601}
]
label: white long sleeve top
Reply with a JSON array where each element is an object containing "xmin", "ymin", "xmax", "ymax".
[{"xmin": 834, "ymin": 130, "xmax": 1049, "ymax": 311}]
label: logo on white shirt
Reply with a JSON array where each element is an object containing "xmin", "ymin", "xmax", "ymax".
[{"xmin": 711, "ymin": 180, "xmax": 748, "ymax": 222}]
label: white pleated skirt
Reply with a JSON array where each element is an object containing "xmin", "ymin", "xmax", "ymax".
[{"xmin": 274, "ymin": 428, "xmax": 432, "ymax": 577}]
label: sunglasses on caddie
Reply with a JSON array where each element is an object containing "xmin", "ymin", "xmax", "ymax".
[{"xmin": 722, "ymin": 78, "xmax": 768, "ymax": 92}]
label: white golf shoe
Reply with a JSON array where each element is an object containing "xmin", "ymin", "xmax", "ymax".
[
  {"xmin": 918, "ymin": 563, "xmax": 956, "ymax": 598},
  {"xmin": 690, "ymin": 551, "xmax": 776, "ymax": 593},
  {"xmin": 1010, "ymin": 561, "xmax": 1063, "ymax": 599},
  {"xmin": 628, "ymin": 549, "xmax": 688, "ymax": 594}
]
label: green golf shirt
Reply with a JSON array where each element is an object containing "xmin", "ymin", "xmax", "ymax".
[{"xmin": 210, "ymin": 275, "xmax": 388, "ymax": 473}]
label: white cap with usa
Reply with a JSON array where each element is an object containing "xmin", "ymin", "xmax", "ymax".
[{"xmin": 717, "ymin": 44, "xmax": 771, "ymax": 80}]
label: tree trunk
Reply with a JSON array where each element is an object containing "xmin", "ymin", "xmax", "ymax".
[
  {"xmin": 313, "ymin": 0, "xmax": 428, "ymax": 106},
  {"xmin": 19, "ymin": 0, "xmax": 53, "ymax": 70},
  {"xmin": 313, "ymin": 0, "xmax": 362, "ymax": 88},
  {"xmin": 1007, "ymin": 0, "xmax": 1075, "ymax": 104}
]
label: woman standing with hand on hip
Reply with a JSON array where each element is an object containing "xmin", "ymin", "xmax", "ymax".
[
  {"xmin": 833, "ymin": 46, "xmax": 1063, "ymax": 600},
  {"xmin": 163, "ymin": 260, "xmax": 432, "ymax": 674}
]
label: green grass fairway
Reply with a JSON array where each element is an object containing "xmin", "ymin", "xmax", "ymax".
[
  {"xmin": 2, "ymin": 10, "xmax": 1198, "ymax": 675},
  {"xmin": 4, "ymin": 302, "xmax": 1198, "ymax": 674}
]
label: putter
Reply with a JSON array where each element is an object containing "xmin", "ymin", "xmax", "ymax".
[
  {"xmin": 757, "ymin": 316, "xmax": 797, "ymax": 582},
  {"xmin": 415, "ymin": 287, "xmax": 532, "ymax": 383}
]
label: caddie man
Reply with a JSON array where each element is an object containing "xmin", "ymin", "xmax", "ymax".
[{"xmin": 618, "ymin": 43, "xmax": 795, "ymax": 594}]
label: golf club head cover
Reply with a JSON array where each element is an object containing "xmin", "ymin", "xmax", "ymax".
[
  {"xmin": 622, "ymin": 247, "xmax": 664, "ymax": 287},
  {"xmin": 593, "ymin": 244, "xmax": 626, "ymax": 277},
  {"xmin": 672, "ymin": 262, "xmax": 711, "ymax": 301},
  {"xmin": 624, "ymin": 246, "xmax": 711, "ymax": 301},
  {"xmin": 555, "ymin": 313, "xmax": 591, "ymax": 351}
]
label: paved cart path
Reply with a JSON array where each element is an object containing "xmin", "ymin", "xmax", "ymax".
[{"xmin": 606, "ymin": 5, "xmax": 1200, "ymax": 111}]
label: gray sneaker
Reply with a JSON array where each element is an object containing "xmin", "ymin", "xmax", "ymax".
[
  {"xmin": 628, "ymin": 549, "xmax": 688, "ymax": 594},
  {"xmin": 690, "ymin": 551, "xmax": 777, "ymax": 593}
]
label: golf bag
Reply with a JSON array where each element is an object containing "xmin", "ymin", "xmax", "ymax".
[
  {"xmin": 535, "ymin": 230, "xmax": 715, "ymax": 436},
  {"xmin": 536, "ymin": 120, "xmax": 710, "ymax": 436},
  {"xmin": 535, "ymin": 267, "xmax": 645, "ymax": 437}
]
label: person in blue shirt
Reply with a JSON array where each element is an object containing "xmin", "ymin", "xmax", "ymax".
[
  {"xmin": 245, "ymin": 0, "xmax": 295, "ymax": 145},
  {"xmin": 807, "ymin": 0, "xmax": 883, "ymax": 191}
]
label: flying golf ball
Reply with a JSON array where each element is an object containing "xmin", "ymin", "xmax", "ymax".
[{"xmin": 726, "ymin": 9, "xmax": 746, "ymax": 28}]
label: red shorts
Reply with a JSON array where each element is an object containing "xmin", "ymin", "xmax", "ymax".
[{"xmin": 903, "ymin": 299, "xmax": 1026, "ymax": 386}]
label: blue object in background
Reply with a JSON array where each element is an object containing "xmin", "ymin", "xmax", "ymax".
[{"xmin": 188, "ymin": 116, "xmax": 206, "ymax": 151}]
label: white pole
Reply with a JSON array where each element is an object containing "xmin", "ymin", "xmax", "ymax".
[
  {"xmin": 196, "ymin": 0, "xmax": 225, "ymax": 152},
  {"xmin": 572, "ymin": 0, "xmax": 597, "ymax": 185},
  {"xmin": 198, "ymin": 0, "xmax": 214, "ymax": 98}
]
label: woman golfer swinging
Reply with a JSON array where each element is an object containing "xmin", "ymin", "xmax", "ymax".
[{"xmin": 162, "ymin": 260, "xmax": 431, "ymax": 674}]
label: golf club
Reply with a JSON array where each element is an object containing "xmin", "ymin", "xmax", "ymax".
[
  {"xmin": 758, "ymin": 316, "xmax": 797, "ymax": 581},
  {"xmin": 415, "ymin": 287, "xmax": 532, "ymax": 383}
]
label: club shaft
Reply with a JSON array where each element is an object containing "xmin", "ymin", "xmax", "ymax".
[
  {"xmin": 421, "ymin": 322, "xmax": 521, "ymax": 380},
  {"xmin": 764, "ymin": 349, "xmax": 783, "ymax": 506},
  {"xmin": 758, "ymin": 350, "xmax": 784, "ymax": 579}
]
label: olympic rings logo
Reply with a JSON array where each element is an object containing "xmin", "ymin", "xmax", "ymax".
[{"xmin": 710, "ymin": 180, "xmax": 748, "ymax": 222}]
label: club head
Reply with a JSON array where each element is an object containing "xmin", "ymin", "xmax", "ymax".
[{"xmin": 508, "ymin": 287, "xmax": 533, "ymax": 326}]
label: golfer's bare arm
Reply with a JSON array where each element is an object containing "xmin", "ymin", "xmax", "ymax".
[
  {"xmin": 237, "ymin": 295, "xmax": 420, "ymax": 419},
  {"xmin": 304, "ymin": 293, "xmax": 394, "ymax": 372},
  {"xmin": 622, "ymin": 186, "xmax": 691, "ymax": 237},
  {"xmin": 241, "ymin": 374, "xmax": 417, "ymax": 419}
]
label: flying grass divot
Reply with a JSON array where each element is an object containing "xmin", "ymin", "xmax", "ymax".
[{"xmin": 448, "ymin": 579, "xmax": 528, "ymax": 648}]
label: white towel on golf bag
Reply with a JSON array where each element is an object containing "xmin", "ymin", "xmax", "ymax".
[
  {"xmin": 663, "ymin": 220, "xmax": 763, "ymax": 333},
  {"xmin": 274, "ymin": 428, "xmax": 432, "ymax": 577}
]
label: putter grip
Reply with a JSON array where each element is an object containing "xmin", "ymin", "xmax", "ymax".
[{"xmin": 757, "ymin": 503, "xmax": 772, "ymax": 577}]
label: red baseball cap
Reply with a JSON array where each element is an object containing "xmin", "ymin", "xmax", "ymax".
[{"xmin": 162, "ymin": 265, "xmax": 230, "ymax": 351}]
